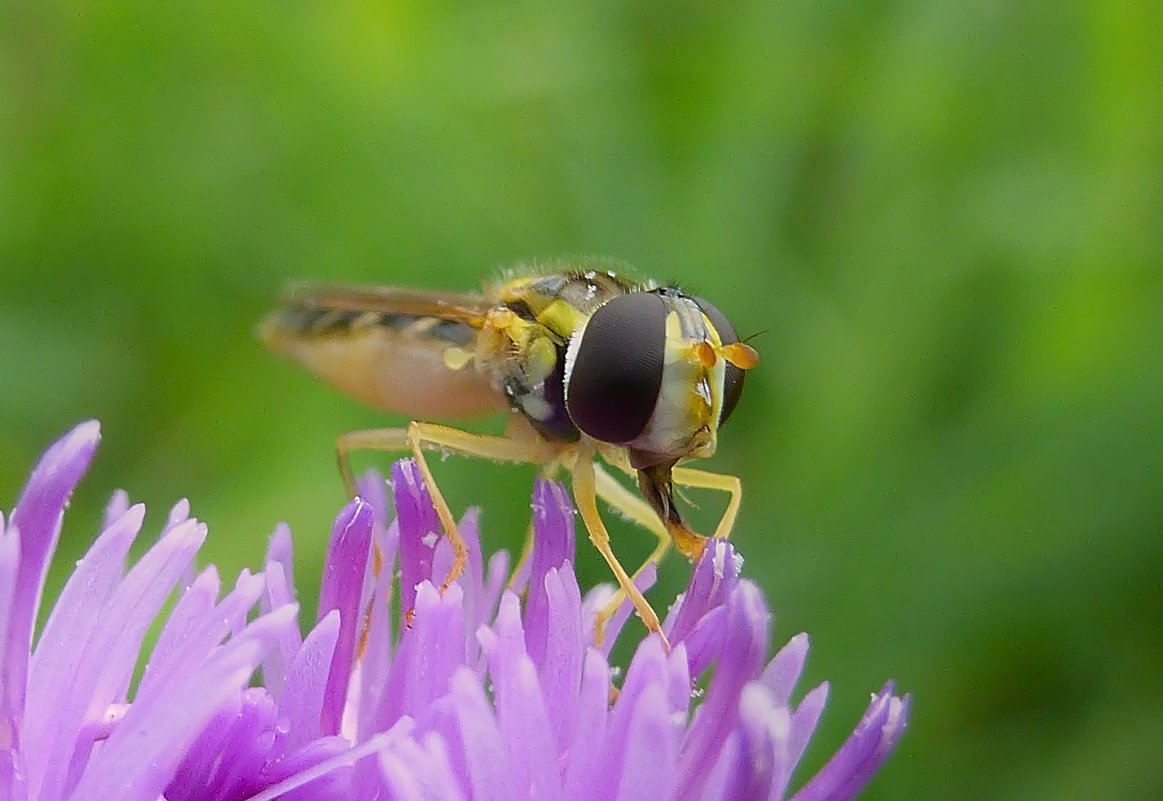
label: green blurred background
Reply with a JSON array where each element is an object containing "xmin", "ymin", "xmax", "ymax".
[{"xmin": 3, "ymin": 1, "xmax": 1161, "ymax": 798}]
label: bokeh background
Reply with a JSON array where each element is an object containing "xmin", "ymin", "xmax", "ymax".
[{"xmin": 3, "ymin": 2, "xmax": 1160, "ymax": 799}]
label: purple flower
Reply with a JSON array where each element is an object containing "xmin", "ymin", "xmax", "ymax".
[{"xmin": 1, "ymin": 422, "xmax": 908, "ymax": 801}]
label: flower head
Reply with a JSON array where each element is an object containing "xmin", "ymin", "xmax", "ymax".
[{"xmin": 1, "ymin": 422, "xmax": 908, "ymax": 801}]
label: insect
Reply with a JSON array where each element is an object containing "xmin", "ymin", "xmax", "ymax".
[{"xmin": 260, "ymin": 257, "xmax": 758, "ymax": 642}]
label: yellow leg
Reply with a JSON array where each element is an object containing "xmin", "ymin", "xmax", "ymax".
[
  {"xmin": 591, "ymin": 463, "xmax": 673, "ymax": 641},
  {"xmin": 507, "ymin": 517, "xmax": 535, "ymax": 590},
  {"xmin": 336, "ymin": 422, "xmax": 553, "ymax": 592},
  {"xmin": 572, "ymin": 452, "xmax": 669, "ymax": 649},
  {"xmin": 599, "ymin": 449, "xmax": 741, "ymax": 544},
  {"xmin": 671, "ymin": 466, "xmax": 742, "ymax": 540}
]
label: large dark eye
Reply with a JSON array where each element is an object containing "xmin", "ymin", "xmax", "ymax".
[
  {"xmin": 566, "ymin": 293, "xmax": 667, "ymax": 443},
  {"xmin": 695, "ymin": 297, "xmax": 746, "ymax": 425}
]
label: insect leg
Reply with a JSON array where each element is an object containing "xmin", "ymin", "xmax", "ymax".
[
  {"xmin": 336, "ymin": 423, "xmax": 552, "ymax": 593},
  {"xmin": 571, "ymin": 453, "xmax": 669, "ymax": 649},
  {"xmin": 591, "ymin": 463, "xmax": 672, "ymax": 643},
  {"xmin": 670, "ymin": 466, "xmax": 743, "ymax": 540},
  {"xmin": 598, "ymin": 449, "xmax": 711, "ymax": 557},
  {"xmin": 507, "ymin": 517, "xmax": 535, "ymax": 590}
]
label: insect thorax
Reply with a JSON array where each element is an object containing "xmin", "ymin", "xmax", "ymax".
[{"xmin": 483, "ymin": 268, "xmax": 642, "ymax": 444}]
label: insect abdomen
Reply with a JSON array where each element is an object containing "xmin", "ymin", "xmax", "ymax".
[{"xmin": 260, "ymin": 306, "xmax": 504, "ymax": 419}]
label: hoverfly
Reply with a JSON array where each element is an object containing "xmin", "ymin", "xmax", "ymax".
[{"xmin": 260, "ymin": 257, "xmax": 758, "ymax": 641}]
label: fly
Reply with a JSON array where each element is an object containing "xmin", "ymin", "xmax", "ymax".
[{"xmin": 260, "ymin": 257, "xmax": 759, "ymax": 643}]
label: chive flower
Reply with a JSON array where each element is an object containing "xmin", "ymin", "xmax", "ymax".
[{"xmin": 0, "ymin": 421, "xmax": 908, "ymax": 800}]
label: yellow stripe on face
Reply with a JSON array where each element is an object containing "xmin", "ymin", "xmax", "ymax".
[{"xmin": 627, "ymin": 310, "xmax": 720, "ymax": 459}]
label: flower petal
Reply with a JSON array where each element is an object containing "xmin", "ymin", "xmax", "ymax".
[
  {"xmin": 32, "ymin": 517, "xmax": 208, "ymax": 801},
  {"xmin": 450, "ymin": 667, "xmax": 518, "ymax": 800},
  {"xmin": 377, "ymin": 581, "xmax": 466, "ymax": 727},
  {"xmin": 676, "ymin": 580, "xmax": 769, "ymax": 801},
  {"xmin": 561, "ymin": 647, "xmax": 611, "ymax": 798},
  {"xmin": 786, "ymin": 681, "xmax": 829, "ymax": 789},
  {"xmin": 532, "ymin": 563, "xmax": 583, "ymax": 754},
  {"xmin": 604, "ymin": 633, "xmax": 670, "ymax": 800},
  {"xmin": 381, "ymin": 732, "xmax": 467, "ymax": 801},
  {"xmin": 479, "ymin": 593, "xmax": 562, "ymax": 799},
  {"xmin": 789, "ymin": 684, "xmax": 910, "ymax": 801},
  {"xmin": 762, "ymin": 633, "xmax": 810, "ymax": 706},
  {"xmin": 2, "ymin": 421, "xmax": 100, "ymax": 750},
  {"xmin": 282, "ymin": 610, "xmax": 341, "ymax": 750},
  {"xmin": 21, "ymin": 504, "xmax": 145, "ymax": 775},
  {"xmin": 667, "ymin": 540, "xmax": 743, "ymax": 646},
  {"xmin": 317, "ymin": 497, "xmax": 374, "ymax": 735},
  {"xmin": 614, "ymin": 682, "xmax": 676, "ymax": 801},
  {"xmin": 393, "ymin": 460, "xmax": 442, "ymax": 615},
  {"xmin": 101, "ymin": 489, "xmax": 131, "ymax": 531},
  {"xmin": 69, "ymin": 604, "xmax": 297, "ymax": 801}
]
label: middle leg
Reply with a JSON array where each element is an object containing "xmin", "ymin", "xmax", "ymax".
[{"xmin": 337, "ymin": 422, "xmax": 553, "ymax": 592}]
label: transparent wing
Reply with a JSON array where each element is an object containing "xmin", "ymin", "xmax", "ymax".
[
  {"xmin": 278, "ymin": 282, "xmax": 490, "ymax": 324},
  {"xmin": 260, "ymin": 282, "xmax": 504, "ymax": 419}
]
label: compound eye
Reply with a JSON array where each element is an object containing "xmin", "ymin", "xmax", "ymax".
[
  {"xmin": 566, "ymin": 292, "xmax": 667, "ymax": 443},
  {"xmin": 695, "ymin": 296, "xmax": 746, "ymax": 425}
]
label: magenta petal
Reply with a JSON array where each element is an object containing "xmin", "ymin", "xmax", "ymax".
[
  {"xmin": 562, "ymin": 647, "xmax": 611, "ymax": 798},
  {"xmin": 168, "ymin": 694, "xmax": 244, "ymax": 799},
  {"xmin": 528, "ymin": 480, "xmax": 575, "ymax": 592},
  {"xmin": 665, "ymin": 643, "xmax": 693, "ymax": 720},
  {"xmin": 0, "ymin": 526, "xmax": 19, "ymax": 799},
  {"xmin": 603, "ymin": 634, "xmax": 669, "ymax": 800},
  {"xmin": 787, "ymin": 682, "xmax": 830, "ymax": 782},
  {"xmin": 157, "ymin": 568, "xmax": 224, "ymax": 665},
  {"xmin": 531, "ymin": 563, "xmax": 583, "ymax": 754},
  {"xmin": 613, "ymin": 683, "xmax": 676, "ymax": 801},
  {"xmin": 667, "ymin": 540, "xmax": 743, "ymax": 646},
  {"xmin": 450, "ymin": 667, "xmax": 519, "ymax": 800},
  {"xmin": 762, "ymin": 633, "xmax": 810, "ymax": 705},
  {"xmin": 790, "ymin": 685, "xmax": 910, "ymax": 801},
  {"xmin": 479, "ymin": 594, "xmax": 561, "ymax": 799},
  {"xmin": 678, "ymin": 605, "xmax": 729, "ymax": 678},
  {"xmin": 9, "ymin": 420, "xmax": 100, "ymax": 590},
  {"xmin": 493, "ymin": 655, "xmax": 561, "ymax": 798},
  {"xmin": 380, "ymin": 733, "xmax": 466, "ymax": 801},
  {"xmin": 35, "ymin": 519, "xmax": 208, "ymax": 801},
  {"xmin": 260, "ymin": 558, "xmax": 301, "ymax": 701},
  {"xmin": 261, "ymin": 524, "xmax": 300, "ymax": 701},
  {"xmin": 265, "ymin": 522, "xmax": 296, "ymax": 594},
  {"xmin": 432, "ymin": 509, "xmax": 486, "ymax": 661},
  {"xmin": 351, "ymin": 518, "xmax": 399, "ymax": 740},
  {"xmin": 101, "ymin": 489, "xmax": 131, "ymax": 531},
  {"xmin": 139, "ymin": 568, "xmax": 266, "ymax": 697},
  {"xmin": 317, "ymin": 497, "xmax": 374, "ymax": 736},
  {"xmin": 393, "ymin": 460, "xmax": 442, "ymax": 615},
  {"xmin": 263, "ymin": 734, "xmax": 361, "ymax": 801},
  {"xmin": 170, "ymin": 687, "xmax": 280, "ymax": 801},
  {"xmin": 282, "ymin": 610, "xmax": 341, "ymax": 750},
  {"xmin": 525, "ymin": 480, "xmax": 575, "ymax": 667},
  {"xmin": 355, "ymin": 468, "xmax": 390, "ymax": 526},
  {"xmin": 736, "ymin": 683, "xmax": 791, "ymax": 801},
  {"xmin": 700, "ymin": 732, "xmax": 743, "ymax": 801},
  {"xmin": 676, "ymin": 581, "xmax": 769, "ymax": 801},
  {"xmin": 2, "ymin": 421, "xmax": 100, "ymax": 741},
  {"xmin": 22, "ymin": 504, "xmax": 144, "ymax": 774},
  {"xmin": 69, "ymin": 605, "xmax": 296, "ymax": 801},
  {"xmin": 377, "ymin": 581, "xmax": 466, "ymax": 726}
]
